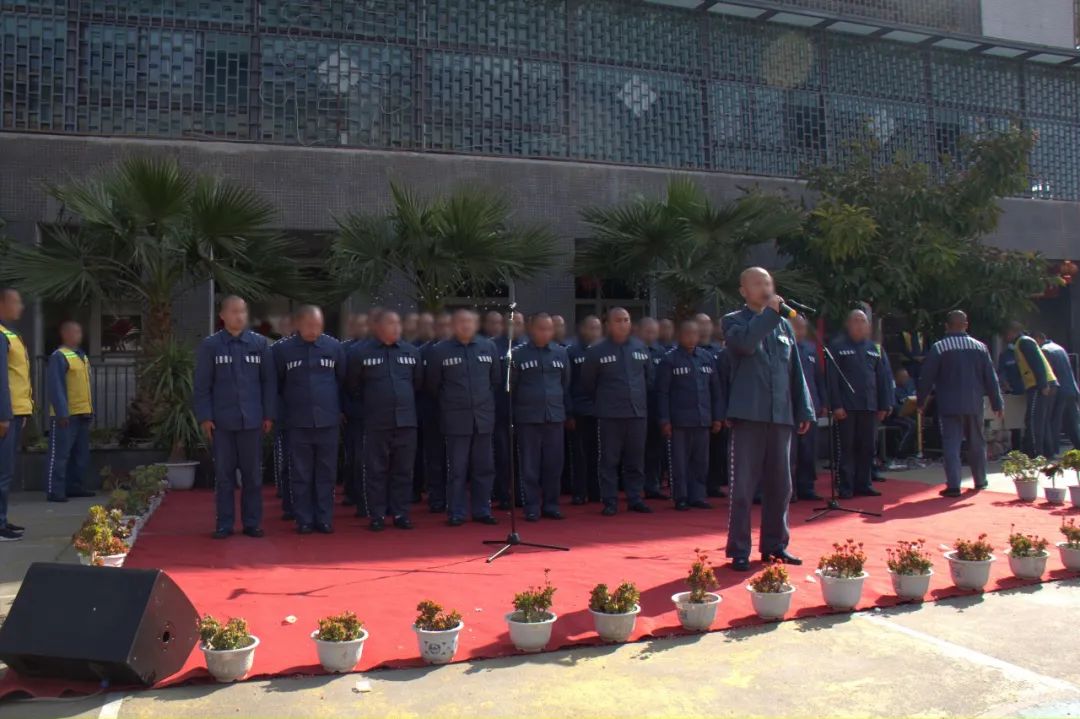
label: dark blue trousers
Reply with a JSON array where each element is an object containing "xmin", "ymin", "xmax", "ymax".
[
  {"xmin": 422, "ymin": 415, "xmax": 446, "ymax": 510},
  {"xmin": 669, "ymin": 426, "xmax": 708, "ymax": 503},
  {"xmin": 517, "ymin": 422, "xmax": 563, "ymax": 515},
  {"xmin": 1045, "ymin": 391, "xmax": 1080, "ymax": 456},
  {"xmin": 940, "ymin": 414, "xmax": 987, "ymax": 490},
  {"xmin": 345, "ymin": 421, "xmax": 368, "ymax": 517},
  {"xmin": 837, "ymin": 411, "xmax": 876, "ymax": 494},
  {"xmin": 288, "ymin": 426, "xmax": 339, "ymax": 528},
  {"xmin": 445, "ymin": 432, "xmax": 495, "ymax": 521},
  {"xmin": 727, "ymin": 420, "xmax": 792, "ymax": 559},
  {"xmin": 44, "ymin": 416, "xmax": 91, "ymax": 500},
  {"xmin": 213, "ymin": 428, "xmax": 263, "ymax": 531},
  {"xmin": 791, "ymin": 424, "xmax": 818, "ymax": 498},
  {"xmin": 1023, "ymin": 388, "xmax": 1049, "ymax": 458},
  {"xmin": 644, "ymin": 418, "xmax": 664, "ymax": 494},
  {"xmin": 707, "ymin": 430, "xmax": 728, "ymax": 493},
  {"xmin": 597, "ymin": 417, "xmax": 647, "ymax": 506},
  {"xmin": 0, "ymin": 417, "xmax": 23, "ymax": 528},
  {"xmin": 274, "ymin": 426, "xmax": 293, "ymax": 514},
  {"xmin": 364, "ymin": 427, "xmax": 417, "ymax": 520},
  {"xmin": 570, "ymin": 415, "xmax": 599, "ymax": 502},
  {"xmin": 492, "ymin": 420, "xmax": 513, "ymax": 504}
]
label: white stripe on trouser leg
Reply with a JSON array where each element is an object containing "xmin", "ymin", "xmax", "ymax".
[
  {"xmin": 666, "ymin": 437, "xmax": 675, "ymax": 499},
  {"xmin": 46, "ymin": 418, "xmax": 57, "ymax": 496},
  {"xmin": 360, "ymin": 433, "xmax": 368, "ymax": 515},
  {"xmin": 595, "ymin": 422, "xmax": 602, "ymax": 499},
  {"xmin": 727, "ymin": 424, "xmax": 736, "ymax": 533}
]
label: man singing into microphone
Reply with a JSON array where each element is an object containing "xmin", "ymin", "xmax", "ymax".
[{"xmin": 722, "ymin": 267, "xmax": 814, "ymax": 572}]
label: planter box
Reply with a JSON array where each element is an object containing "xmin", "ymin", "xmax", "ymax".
[{"xmin": 16, "ymin": 447, "xmax": 167, "ymax": 492}]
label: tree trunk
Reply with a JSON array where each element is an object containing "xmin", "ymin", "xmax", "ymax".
[{"xmin": 125, "ymin": 298, "xmax": 175, "ymax": 440}]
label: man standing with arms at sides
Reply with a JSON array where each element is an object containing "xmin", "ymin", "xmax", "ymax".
[
  {"xmin": 658, "ymin": 319, "xmax": 676, "ymax": 350},
  {"xmin": 348, "ymin": 311, "xmax": 423, "ymax": 531},
  {"xmin": 481, "ymin": 310, "xmax": 514, "ymax": 510},
  {"xmin": 567, "ymin": 315, "xmax": 602, "ymax": 505},
  {"xmin": 722, "ymin": 268, "xmax": 813, "ymax": 571},
  {"xmin": 341, "ymin": 313, "xmax": 369, "ymax": 511},
  {"xmin": 511, "ymin": 313, "xmax": 571, "ymax": 521},
  {"xmin": 44, "ymin": 320, "xmax": 96, "ymax": 502},
  {"xmin": 426, "ymin": 309, "xmax": 501, "ymax": 526},
  {"xmin": 637, "ymin": 317, "xmax": 670, "ymax": 501},
  {"xmin": 917, "ymin": 311, "xmax": 1003, "ymax": 497},
  {"xmin": 272, "ymin": 315, "xmax": 294, "ymax": 519},
  {"xmin": 420, "ymin": 312, "xmax": 453, "ymax": 513},
  {"xmin": 582, "ymin": 307, "xmax": 655, "ymax": 516},
  {"xmin": 656, "ymin": 320, "xmax": 725, "ymax": 511},
  {"xmin": 551, "ymin": 315, "xmax": 568, "ymax": 347},
  {"xmin": 401, "ymin": 312, "xmax": 420, "ymax": 345},
  {"xmin": 695, "ymin": 312, "xmax": 728, "ymax": 498},
  {"xmin": 415, "ymin": 312, "xmax": 435, "ymax": 347},
  {"xmin": 1034, "ymin": 331, "xmax": 1079, "ymax": 456},
  {"xmin": 791, "ymin": 315, "xmax": 826, "ymax": 502},
  {"xmin": 346, "ymin": 313, "xmax": 369, "ymax": 345},
  {"xmin": 0, "ymin": 289, "xmax": 30, "ymax": 541},
  {"xmin": 1004, "ymin": 321, "xmax": 1056, "ymax": 458},
  {"xmin": 273, "ymin": 305, "xmax": 345, "ymax": 534},
  {"xmin": 194, "ymin": 296, "xmax": 276, "ymax": 539}
]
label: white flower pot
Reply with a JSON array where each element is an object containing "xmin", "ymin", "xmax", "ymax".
[
  {"xmin": 163, "ymin": 461, "xmax": 199, "ymax": 490},
  {"xmin": 1057, "ymin": 542, "xmax": 1080, "ymax": 571},
  {"xmin": 945, "ymin": 551, "xmax": 996, "ymax": 591},
  {"xmin": 505, "ymin": 612, "xmax": 557, "ymax": 653},
  {"xmin": 1045, "ymin": 487, "xmax": 1067, "ymax": 504},
  {"xmin": 1013, "ymin": 479, "xmax": 1039, "ymax": 502},
  {"xmin": 1069, "ymin": 485, "xmax": 1080, "ymax": 508},
  {"xmin": 413, "ymin": 623, "xmax": 463, "ymax": 665},
  {"xmin": 888, "ymin": 569, "xmax": 933, "ymax": 601},
  {"xmin": 78, "ymin": 553, "xmax": 91, "ymax": 566},
  {"xmin": 311, "ymin": 629, "xmax": 368, "ymax": 673},
  {"xmin": 202, "ymin": 636, "xmax": 259, "ymax": 682},
  {"xmin": 671, "ymin": 592, "xmax": 721, "ymax": 631},
  {"xmin": 816, "ymin": 570, "xmax": 867, "ymax": 610},
  {"xmin": 1007, "ymin": 551, "xmax": 1049, "ymax": 580},
  {"xmin": 99, "ymin": 553, "xmax": 127, "ymax": 567},
  {"xmin": 589, "ymin": 605, "xmax": 640, "ymax": 643},
  {"xmin": 746, "ymin": 585, "xmax": 795, "ymax": 620}
]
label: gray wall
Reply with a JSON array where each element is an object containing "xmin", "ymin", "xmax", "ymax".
[{"xmin": 980, "ymin": 0, "xmax": 1075, "ymax": 48}]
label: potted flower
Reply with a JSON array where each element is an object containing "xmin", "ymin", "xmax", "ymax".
[
  {"xmin": 413, "ymin": 600, "xmax": 463, "ymax": 665},
  {"xmin": 588, "ymin": 581, "xmax": 641, "ymax": 643},
  {"xmin": 816, "ymin": 539, "xmax": 868, "ymax": 610},
  {"xmin": 311, "ymin": 610, "xmax": 368, "ymax": 673},
  {"xmin": 72, "ymin": 506, "xmax": 130, "ymax": 567},
  {"xmin": 885, "ymin": 539, "xmax": 934, "ymax": 601},
  {"xmin": 505, "ymin": 570, "xmax": 557, "ymax": 652},
  {"xmin": 1042, "ymin": 462, "xmax": 1067, "ymax": 505},
  {"xmin": 746, "ymin": 560, "xmax": 795, "ymax": 619},
  {"xmin": 945, "ymin": 534, "xmax": 996, "ymax": 591},
  {"xmin": 198, "ymin": 615, "xmax": 259, "ymax": 682},
  {"xmin": 1002, "ymin": 450, "xmax": 1043, "ymax": 502},
  {"xmin": 1061, "ymin": 449, "xmax": 1080, "ymax": 507},
  {"xmin": 1058, "ymin": 518, "xmax": 1080, "ymax": 571},
  {"xmin": 1006, "ymin": 526, "xmax": 1050, "ymax": 580},
  {"xmin": 671, "ymin": 550, "xmax": 722, "ymax": 631}
]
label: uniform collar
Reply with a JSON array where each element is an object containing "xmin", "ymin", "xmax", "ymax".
[
  {"xmin": 377, "ymin": 338, "xmax": 402, "ymax": 349},
  {"xmin": 677, "ymin": 345, "xmax": 697, "ymax": 356},
  {"xmin": 527, "ymin": 340, "xmax": 552, "ymax": 351},
  {"xmin": 452, "ymin": 336, "xmax": 478, "ymax": 348},
  {"xmin": 222, "ymin": 328, "xmax": 251, "ymax": 342}
]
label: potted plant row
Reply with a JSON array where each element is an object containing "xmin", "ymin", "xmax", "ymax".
[
  {"xmin": 671, "ymin": 550, "xmax": 722, "ymax": 631},
  {"xmin": 199, "ymin": 615, "xmax": 259, "ymax": 682},
  {"xmin": 945, "ymin": 534, "xmax": 996, "ymax": 591},
  {"xmin": 1061, "ymin": 449, "xmax": 1080, "ymax": 507},
  {"xmin": 1060, "ymin": 519, "xmax": 1080, "ymax": 571},
  {"xmin": 816, "ymin": 539, "xmax": 868, "ymax": 610},
  {"xmin": 505, "ymin": 571, "xmax": 558, "ymax": 653},
  {"xmin": 886, "ymin": 539, "xmax": 934, "ymax": 601},
  {"xmin": 312, "ymin": 611, "xmax": 368, "ymax": 673},
  {"xmin": 588, "ymin": 581, "xmax": 641, "ymax": 643},
  {"xmin": 747, "ymin": 560, "xmax": 795, "ymax": 619}
]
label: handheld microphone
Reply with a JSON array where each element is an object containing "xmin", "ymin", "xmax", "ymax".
[
  {"xmin": 786, "ymin": 298, "xmax": 818, "ymax": 315},
  {"xmin": 777, "ymin": 301, "xmax": 798, "ymax": 320}
]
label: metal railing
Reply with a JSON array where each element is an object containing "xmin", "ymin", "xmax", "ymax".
[{"xmin": 30, "ymin": 355, "xmax": 137, "ymax": 433}]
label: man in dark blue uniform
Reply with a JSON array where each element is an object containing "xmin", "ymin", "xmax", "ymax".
[
  {"xmin": 420, "ymin": 312, "xmax": 453, "ymax": 513},
  {"xmin": 567, "ymin": 315, "xmax": 602, "ymax": 505},
  {"xmin": 341, "ymin": 313, "xmax": 370, "ymax": 513},
  {"xmin": 658, "ymin": 319, "xmax": 676, "ymax": 350},
  {"xmin": 917, "ymin": 311, "xmax": 1003, "ymax": 496},
  {"xmin": 581, "ymin": 307, "xmax": 654, "ymax": 516},
  {"xmin": 637, "ymin": 317, "xmax": 670, "ymax": 501},
  {"xmin": 1035, "ymin": 331, "xmax": 1080, "ymax": 456},
  {"xmin": 552, "ymin": 315, "xmax": 568, "ymax": 347},
  {"xmin": 695, "ymin": 314, "xmax": 728, "ymax": 499},
  {"xmin": 482, "ymin": 310, "xmax": 515, "ymax": 510},
  {"xmin": 791, "ymin": 315, "xmax": 825, "ymax": 502},
  {"xmin": 273, "ymin": 305, "xmax": 345, "ymax": 534},
  {"xmin": 828, "ymin": 309, "xmax": 893, "ymax": 498},
  {"xmin": 511, "ymin": 313, "xmax": 571, "ymax": 521},
  {"xmin": 722, "ymin": 268, "xmax": 813, "ymax": 571},
  {"xmin": 194, "ymin": 296, "xmax": 277, "ymax": 539},
  {"xmin": 271, "ymin": 315, "xmax": 294, "ymax": 520},
  {"xmin": 425, "ymin": 309, "xmax": 501, "ymax": 526},
  {"xmin": 656, "ymin": 320, "xmax": 724, "ymax": 510},
  {"xmin": 348, "ymin": 311, "xmax": 423, "ymax": 531}
]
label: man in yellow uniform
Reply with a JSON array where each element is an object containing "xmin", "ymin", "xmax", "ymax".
[
  {"xmin": 0, "ymin": 288, "xmax": 32, "ymax": 541},
  {"xmin": 44, "ymin": 320, "xmax": 96, "ymax": 502}
]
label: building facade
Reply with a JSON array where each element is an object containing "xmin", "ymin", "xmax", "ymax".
[{"xmin": 2, "ymin": 0, "xmax": 1079, "ymax": 366}]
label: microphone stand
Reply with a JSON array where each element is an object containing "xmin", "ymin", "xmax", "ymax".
[
  {"xmin": 806, "ymin": 345, "xmax": 882, "ymax": 521},
  {"xmin": 483, "ymin": 300, "xmax": 570, "ymax": 562}
]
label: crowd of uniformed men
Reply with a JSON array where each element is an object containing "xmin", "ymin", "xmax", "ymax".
[{"xmin": 1, "ymin": 271, "xmax": 1078, "ymax": 571}]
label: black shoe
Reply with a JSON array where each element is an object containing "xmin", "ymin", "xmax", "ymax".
[
  {"xmin": 67, "ymin": 490, "xmax": 96, "ymax": 498},
  {"xmin": 541, "ymin": 510, "xmax": 565, "ymax": 520},
  {"xmin": 524, "ymin": 513, "xmax": 540, "ymax": 522},
  {"xmin": 731, "ymin": 557, "xmax": 751, "ymax": 572},
  {"xmin": 315, "ymin": 523, "xmax": 334, "ymax": 534},
  {"xmin": 628, "ymin": 502, "xmax": 653, "ymax": 514},
  {"xmin": 369, "ymin": 518, "xmax": 385, "ymax": 532},
  {"xmin": 6, "ymin": 523, "xmax": 24, "ymax": 533},
  {"xmin": 496, "ymin": 500, "xmax": 512, "ymax": 511},
  {"xmin": 46, "ymin": 495, "xmax": 68, "ymax": 503},
  {"xmin": 939, "ymin": 487, "xmax": 962, "ymax": 498},
  {"xmin": 282, "ymin": 512, "xmax": 296, "ymax": 521},
  {"xmin": 0, "ymin": 527, "xmax": 23, "ymax": 542},
  {"xmin": 707, "ymin": 489, "xmax": 728, "ymax": 498},
  {"xmin": 974, "ymin": 481, "xmax": 989, "ymax": 490},
  {"xmin": 689, "ymin": 500, "xmax": 713, "ymax": 510},
  {"xmin": 645, "ymin": 491, "xmax": 670, "ymax": 501},
  {"xmin": 798, "ymin": 492, "xmax": 824, "ymax": 501},
  {"xmin": 429, "ymin": 503, "xmax": 447, "ymax": 514},
  {"xmin": 762, "ymin": 550, "xmax": 803, "ymax": 566},
  {"xmin": 674, "ymin": 500, "xmax": 690, "ymax": 512},
  {"xmin": 447, "ymin": 517, "xmax": 465, "ymax": 527},
  {"xmin": 342, "ymin": 497, "xmax": 355, "ymax": 507},
  {"xmin": 571, "ymin": 496, "xmax": 586, "ymax": 506},
  {"xmin": 297, "ymin": 525, "xmax": 314, "ymax": 535},
  {"xmin": 855, "ymin": 488, "xmax": 882, "ymax": 497},
  {"xmin": 212, "ymin": 529, "xmax": 232, "ymax": 540},
  {"xmin": 242, "ymin": 527, "xmax": 264, "ymax": 538},
  {"xmin": 393, "ymin": 517, "xmax": 414, "ymax": 530},
  {"xmin": 473, "ymin": 515, "xmax": 498, "ymax": 525},
  {"xmin": 601, "ymin": 504, "xmax": 617, "ymax": 517}
]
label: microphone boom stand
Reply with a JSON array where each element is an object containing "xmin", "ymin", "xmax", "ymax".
[{"xmin": 483, "ymin": 301, "xmax": 570, "ymax": 562}]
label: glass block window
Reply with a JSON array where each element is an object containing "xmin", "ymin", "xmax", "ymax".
[
  {"xmin": 1, "ymin": 0, "xmax": 67, "ymax": 13},
  {"xmin": 425, "ymin": 52, "xmax": 566, "ymax": 157},
  {"xmin": 259, "ymin": 0, "xmax": 415, "ymax": 41},
  {"xmin": 425, "ymin": 0, "xmax": 567, "ymax": 56},
  {"xmin": 710, "ymin": 16, "xmax": 820, "ymax": 90},
  {"xmin": 1028, "ymin": 119, "xmax": 1080, "ymax": 200},
  {"xmin": 259, "ymin": 38, "xmax": 413, "ymax": 148},
  {"xmin": 826, "ymin": 95, "xmax": 931, "ymax": 166},
  {"xmin": 826, "ymin": 36, "xmax": 924, "ymax": 103},
  {"xmin": 574, "ymin": 0, "xmax": 701, "ymax": 73},
  {"xmin": 0, "ymin": 15, "xmax": 69, "ymax": 131},
  {"xmin": 930, "ymin": 52, "xmax": 1020, "ymax": 114},
  {"xmin": 932, "ymin": 108, "xmax": 1012, "ymax": 165},
  {"xmin": 1025, "ymin": 65, "xmax": 1080, "ymax": 122},
  {"xmin": 572, "ymin": 65, "xmax": 704, "ymax": 168},
  {"xmin": 80, "ymin": 0, "xmax": 252, "ymax": 27}
]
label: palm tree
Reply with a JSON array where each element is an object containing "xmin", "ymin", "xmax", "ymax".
[
  {"xmin": 576, "ymin": 178, "xmax": 805, "ymax": 320},
  {"xmin": 331, "ymin": 183, "xmax": 560, "ymax": 311}
]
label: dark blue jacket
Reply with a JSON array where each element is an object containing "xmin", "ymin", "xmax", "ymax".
[
  {"xmin": 424, "ymin": 336, "xmax": 500, "ymax": 435},
  {"xmin": 721, "ymin": 307, "xmax": 813, "ymax": 426},
  {"xmin": 1042, "ymin": 341, "xmax": 1078, "ymax": 397},
  {"xmin": 827, "ymin": 335, "xmax": 894, "ymax": 412},
  {"xmin": 997, "ymin": 345, "xmax": 1024, "ymax": 396},
  {"xmin": 581, "ymin": 337, "xmax": 653, "ymax": 419},
  {"xmin": 797, "ymin": 340, "xmax": 826, "ymax": 414},
  {"xmin": 272, "ymin": 333, "xmax": 345, "ymax": 429},
  {"xmin": 655, "ymin": 345, "xmax": 723, "ymax": 428},
  {"xmin": 567, "ymin": 342, "xmax": 595, "ymax": 417},
  {"xmin": 193, "ymin": 329, "xmax": 276, "ymax": 431},
  {"xmin": 510, "ymin": 341, "xmax": 571, "ymax": 424},
  {"xmin": 347, "ymin": 339, "xmax": 423, "ymax": 430},
  {"xmin": 341, "ymin": 337, "xmax": 369, "ymax": 420},
  {"xmin": 417, "ymin": 340, "xmax": 442, "ymax": 422},
  {"xmin": 917, "ymin": 332, "xmax": 1003, "ymax": 415}
]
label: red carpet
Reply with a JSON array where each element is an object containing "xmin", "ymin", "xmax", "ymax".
[{"xmin": 2, "ymin": 477, "xmax": 1077, "ymax": 698}]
